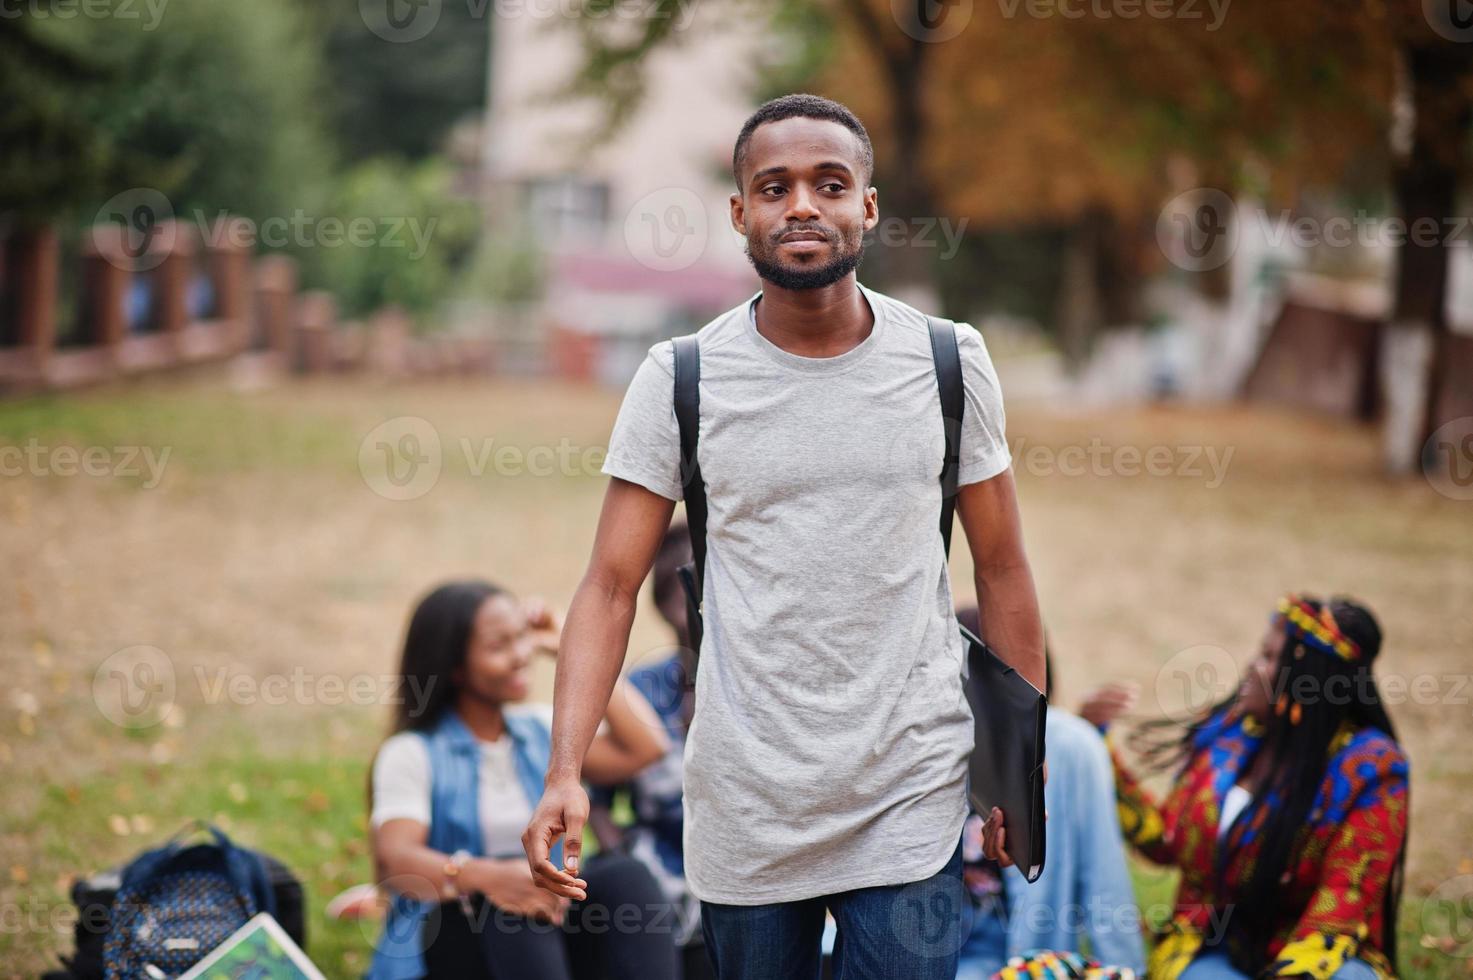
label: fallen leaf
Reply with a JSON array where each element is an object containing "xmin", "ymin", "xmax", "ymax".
[
  {"xmin": 9, "ymin": 865, "xmax": 28, "ymax": 885},
  {"xmin": 108, "ymin": 814, "xmax": 131, "ymax": 837}
]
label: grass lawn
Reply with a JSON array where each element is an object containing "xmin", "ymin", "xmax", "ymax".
[{"xmin": 1, "ymin": 366, "xmax": 1469, "ymax": 978}]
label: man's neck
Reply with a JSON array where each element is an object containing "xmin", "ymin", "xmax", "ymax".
[
  {"xmin": 454, "ymin": 695, "xmax": 507, "ymax": 742},
  {"xmin": 753, "ymin": 275, "xmax": 873, "ymax": 358}
]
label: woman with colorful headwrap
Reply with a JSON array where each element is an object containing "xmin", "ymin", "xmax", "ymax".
[{"xmin": 1079, "ymin": 595, "xmax": 1409, "ymax": 979}]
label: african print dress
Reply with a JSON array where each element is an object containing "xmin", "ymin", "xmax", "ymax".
[{"xmin": 1111, "ymin": 709, "xmax": 1408, "ymax": 979}]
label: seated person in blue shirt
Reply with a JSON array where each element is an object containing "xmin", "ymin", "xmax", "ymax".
[
  {"xmin": 368, "ymin": 579, "xmax": 679, "ymax": 980},
  {"xmin": 586, "ymin": 524, "xmax": 712, "ymax": 979},
  {"xmin": 950, "ymin": 605, "xmax": 1147, "ymax": 979}
]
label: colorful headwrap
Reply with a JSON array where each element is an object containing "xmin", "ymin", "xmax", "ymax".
[{"xmin": 1275, "ymin": 594, "xmax": 1361, "ymax": 663}]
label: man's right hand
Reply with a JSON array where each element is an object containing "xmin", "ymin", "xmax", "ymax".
[
  {"xmin": 981, "ymin": 806, "xmax": 1014, "ymax": 867},
  {"xmin": 522, "ymin": 777, "xmax": 591, "ymax": 900}
]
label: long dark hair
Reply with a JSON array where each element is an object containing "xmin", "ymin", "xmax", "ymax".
[
  {"xmin": 1135, "ymin": 596, "xmax": 1406, "ymax": 973},
  {"xmin": 391, "ymin": 579, "xmax": 508, "ymax": 734},
  {"xmin": 368, "ymin": 580, "xmax": 508, "ymax": 879}
]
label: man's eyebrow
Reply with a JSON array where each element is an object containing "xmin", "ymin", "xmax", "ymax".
[
  {"xmin": 811, "ymin": 161, "xmax": 855, "ymax": 177},
  {"xmin": 749, "ymin": 161, "xmax": 856, "ymax": 185}
]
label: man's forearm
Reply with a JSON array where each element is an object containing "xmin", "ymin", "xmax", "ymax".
[
  {"xmin": 975, "ymin": 558, "xmax": 1047, "ymax": 694},
  {"xmin": 546, "ymin": 571, "xmax": 639, "ymax": 782}
]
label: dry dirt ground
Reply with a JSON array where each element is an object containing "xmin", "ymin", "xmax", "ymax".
[{"xmin": 1, "ymin": 366, "xmax": 1469, "ymax": 976}]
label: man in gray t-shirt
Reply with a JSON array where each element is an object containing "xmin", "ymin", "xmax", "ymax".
[{"xmin": 525, "ymin": 94, "xmax": 1046, "ymax": 980}]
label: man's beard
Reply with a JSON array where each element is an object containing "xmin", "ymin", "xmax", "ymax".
[{"xmin": 744, "ymin": 225, "xmax": 866, "ymax": 290}]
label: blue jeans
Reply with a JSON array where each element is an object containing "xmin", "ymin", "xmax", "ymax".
[
  {"xmin": 700, "ymin": 835, "xmax": 965, "ymax": 980},
  {"xmin": 1181, "ymin": 949, "xmax": 1380, "ymax": 979}
]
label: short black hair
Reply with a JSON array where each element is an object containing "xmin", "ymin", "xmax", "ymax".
[
  {"xmin": 652, "ymin": 520, "xmax": 692, "ymax": 610},
  {"xmin": 731, "ymin": 93, "xmax": 874, "ymax": 191}
]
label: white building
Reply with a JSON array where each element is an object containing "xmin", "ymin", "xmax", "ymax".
[{"xmin": 480, "ymin": 5, "xmax": 767, "ymax": 383}]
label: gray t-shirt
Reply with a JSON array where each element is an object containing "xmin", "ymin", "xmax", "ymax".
[{"xmin": 601, "ymin": 282, "xmax": 1012, "ymax": 904}]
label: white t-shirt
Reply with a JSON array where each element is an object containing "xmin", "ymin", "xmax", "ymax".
[
  {"xmin": 370, "ymin": 704, "xmax": 553, "ymax": 859},
  {"xmin": 1219, "ymin": 784, "xmax": 1252, "ymax": 839}
]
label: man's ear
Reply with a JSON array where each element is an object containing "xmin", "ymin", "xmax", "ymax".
[
  {"xmin": 729, "ymin": 192, "xmax": 746, "ymax": 237},
  {"xmin": 862, "ymin": 186, "xmax": 879, "ymax": 233}
]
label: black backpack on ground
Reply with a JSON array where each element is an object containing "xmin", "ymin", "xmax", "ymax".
[{"xmin": 45, "ymin": 822, "xmax": 304, "ymax": 980}]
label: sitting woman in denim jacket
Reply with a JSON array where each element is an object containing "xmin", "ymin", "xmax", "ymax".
[{"xmin": 367, "ymin": 579, "xmax": 677, "ymax": 980}]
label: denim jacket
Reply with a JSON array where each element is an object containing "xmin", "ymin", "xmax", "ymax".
[{"xmin": 366, "ymin": 707, "xmax": 561, "ymax": 980}]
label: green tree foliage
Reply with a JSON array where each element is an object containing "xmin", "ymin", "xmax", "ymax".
[
  {"xmin": 1, "ymin": 0, "xmax": 333, "ymax": 228},
  {"xmin": 304, "ymin": 1, "xmax": 491, "ymax": 162},
  {"xmin": 301, "ymin": 158, "xmax": 480, "ymax": 320},
  {"xmin": 0, "ymin": 14, "xmax": 119, "ymax": 222}
]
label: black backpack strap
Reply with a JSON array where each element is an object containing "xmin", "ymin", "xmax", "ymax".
[
  {"xmin": 927, "ymin": 315, "xmax": 964, "ymax": 559},
  {"xmin": 671, "ymin": 335, "xmax": 707, "ymax": 614}
]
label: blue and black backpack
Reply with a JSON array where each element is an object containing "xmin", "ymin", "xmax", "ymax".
[{"xmin": 101, "ymin": 822, "xmax": 277, "ymax": 979}]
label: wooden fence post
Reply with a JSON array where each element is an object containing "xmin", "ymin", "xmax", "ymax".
[
  {"xmin": 203, "ymin": 217, "xmax": 254, "ymax": 352},
  {"xmin": 0, "ymin": 226, "xmax": 59, "ymax": 389},
  {"xmin": 80, "ymin": 224, "xmax": 131, "ymax": 375},
  {"xmin": 253, "ymin": 255, "xmax": 297, "ymax": 357},
  {"xmin": 294, "ymin": 290, "xmax": 336, "ymax": 374},
  {"xmin": 368, "ymin": 306, "xmax": 412, "ymax": 378}
]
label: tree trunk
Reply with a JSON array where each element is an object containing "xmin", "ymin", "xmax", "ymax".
[
  {"xmin": 878, "ymin": 36, "xmax": 942, "ymax": 310},
  {"xmin": 1056, "ymin": 208, "xmax": 1109, "ymax": 374},
  {"xmin": 838, "ymin": 0, "xmax": 944, "ymax": 312},
  {"xmin": 1383, "ymin": 41, "xmax": 1472, "ymax": 474}
]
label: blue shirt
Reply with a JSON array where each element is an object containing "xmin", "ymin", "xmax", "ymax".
[{"xmin": 592, "ymin": 652, "xmax": 689, "ymax": 877}]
